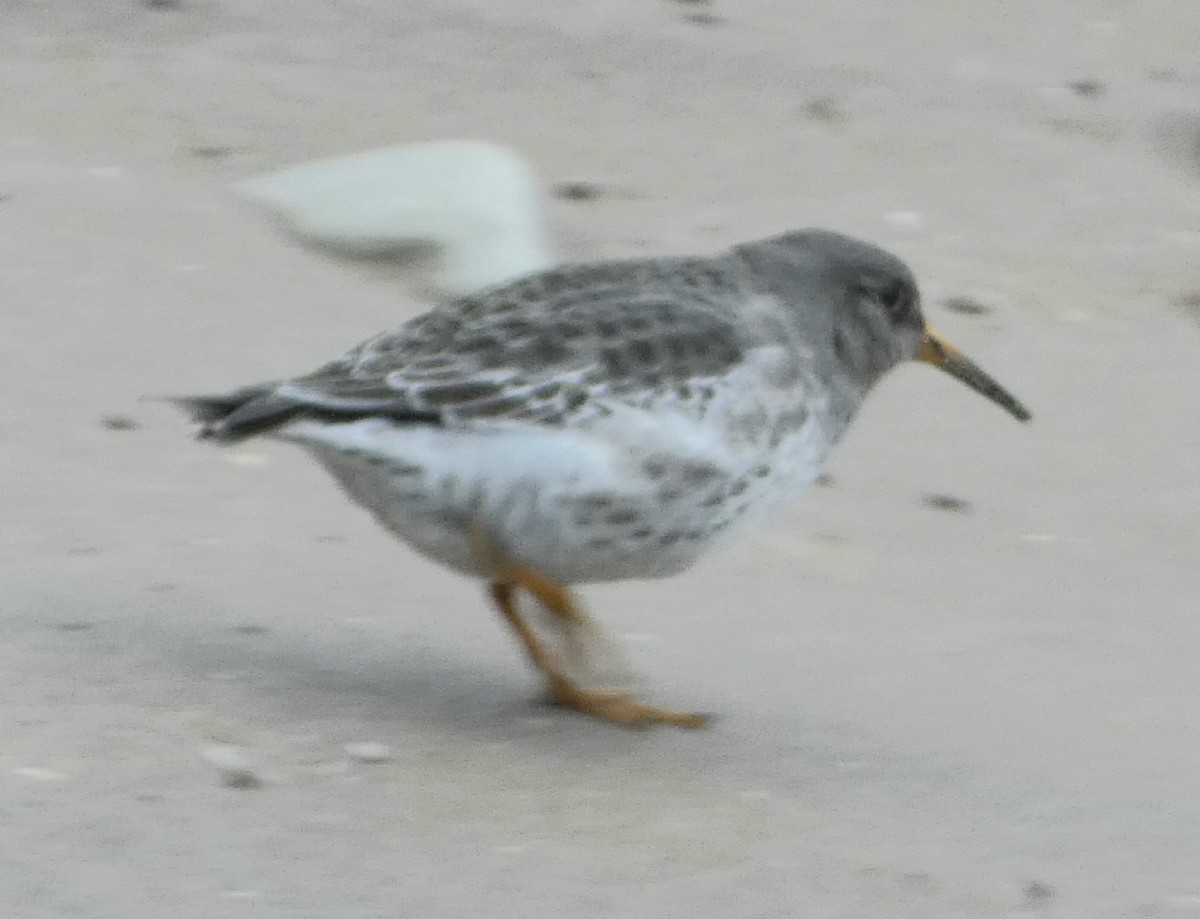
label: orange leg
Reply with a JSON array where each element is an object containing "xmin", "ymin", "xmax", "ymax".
[{"xmin": 488, "ymin": 581, "xmax": 708, "ymax": 729}]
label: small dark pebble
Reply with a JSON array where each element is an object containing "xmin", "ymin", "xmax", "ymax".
[
  {"xmin": 233, "ymin": 624, "xmax": 269, "ymax": 636},
  {"xmin": 315, "ymin": 534, "xmax": 346, "ymax": 543},
  {"xmin": 224, "ymin": 772, "xmax": 262, "ymax": 790},
  {"xmin": 801, "ymin": 96, "xmax": 844, "ymax": 123},
  {"xmin": 1023, "ymin": 880, "xmax": 1056, "ymax": 904},
  {"xmin": 101, "ymin": 414, "xmax": 140, "ymax": 431},
  {"xmin": 552, "ymin": 181, "xmax": 604, "ymax": 202},
  {"xmin": 681, "ymin": 11, "xmax": 723, "ymax": 25},
  {"xmin": 922, "ymin": 493, "xmax": 972, "ymax": 513},
  {"xmin": 815, "ymin": 472, "xmax": 835, "ymax": 488},
  {"xmin": 940, "ymin": 295, "xmax": 992, "ymax": 316},
  {"xmin": 1174, "ymin": 291, "xmax": 1200, "ymax": 315},
  {"xmin": 143, "ymin": 0, "xmax": 181, "ymax": 8},
  {"xmin": 1067, "ymin": 78, "xmax": 1106, "ymax": 98},
  {"xmin": 67, "ymin": 546, "xmax": 99, "ymax": 556},
  {"xmin": 56, "ymin": 622, "xmax": 94, "ymax": 632},
  {"xmin": 148, "ymin": 582, "xmax": 177, "ymax": 593},
  {"xmin": 188, "ymin": 145, "xmax": 234, "ymax": 160}
]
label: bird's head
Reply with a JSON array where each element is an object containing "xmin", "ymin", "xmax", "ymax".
[{"xmin": 738, "ymin": 229, "xmax": 1031, "ymax": 422}]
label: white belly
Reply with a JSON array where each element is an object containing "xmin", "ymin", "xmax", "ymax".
[{"xmin": 280, "ymin": 404, "xmax": 834, "ymax": 584}]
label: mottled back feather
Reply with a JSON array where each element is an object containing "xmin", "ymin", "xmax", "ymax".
[{"xmin": 195, "ymin": 254, "xmax": 758, "ymax": 440}]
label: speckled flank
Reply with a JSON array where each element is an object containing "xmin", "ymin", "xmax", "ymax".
[{"xmin": 284, "ymin": 347, "xmax": 836, "ymax": 585}]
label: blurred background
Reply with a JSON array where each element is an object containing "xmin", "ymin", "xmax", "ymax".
[{"xmin": 2, "ymin": 2, "xmax": 1199, "ymax": 917}]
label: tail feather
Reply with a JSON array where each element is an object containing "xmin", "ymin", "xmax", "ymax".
[
  {"xmin": 171, "ymin": 383, "xmax": 442, "ymax": 443},
  {"xmin": 171, "ymin": 385, "xmax": 303, "ymax": 443}
]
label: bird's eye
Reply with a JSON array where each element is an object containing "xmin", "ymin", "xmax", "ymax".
[{"xmin": 877, "ymin": 281, "xmax": 910, "ymax": 320}]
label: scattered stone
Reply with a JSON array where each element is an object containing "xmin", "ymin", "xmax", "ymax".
[
  {"xmin": 1023, "ymin": 880, "xmax": 1056, "ymax": 905},
  {"xmin": 143, "ymin": 0, "xmax": 181, "ymax": 8},
  {"xmin": 552, "ymin": 181, "xmax": 604, "ymax": 202},
  {"xmin": 55, "ymin": 621, "xmax": 93, "ymax": 632},
  {"xmin": 344, "ymin": 742, "xmax": 393, "ymax": 764},
  {"xmin": 188, "ymin": 145, "xmax": 234, "ymax": 160},
  {"xmin": 232, "ymin": 624, "xmax": 269, "ymax": 635},
  {"xmin": 201, "ymin": 744, "xmax": 263, "ymax": 789},
  {"xmin": 940, "ymin": 295, "xmax": 992, "ymax": 316},
  {"xmin": 100, "ymin": 414, "xmax": 140, "ymax": 431},
  {"xmin": 681, "ymin": 11, "xmax": 724, "ymax": 25},
  {"xmin": 13, "ymin": 766, "xmax": 68, "ymax": 782},
  {"xmin": 1174, "ymin": 290, "xmax": 1200, "ymax": 318},
  {"xmin": 921, "ymin": 493, "xmax": 972, "ymax": 513},
  {"xmin": 1067, "ymin": 78, "xmax": 1106, "ymax": 98},
  {"xmin": 815, "ymin": 472, "xmax": 835, "ymax": 488},
  {"xmin": 801, "ymin": 96, "xmax": 844, "ymax": 123}
]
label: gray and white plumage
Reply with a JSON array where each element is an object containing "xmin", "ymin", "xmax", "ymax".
[{"xmin": 177, "ymin": 229, "xmax": 997, "ymax": 584}]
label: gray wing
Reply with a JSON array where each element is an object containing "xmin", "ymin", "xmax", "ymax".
[{"xmin": 185, "ymin": 256, "xmax": 756, "ymax": 441}]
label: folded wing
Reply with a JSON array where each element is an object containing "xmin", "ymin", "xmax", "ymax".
[{"xmin": 179, "ymin": 257, "xmax": 754, "ymax": 442}]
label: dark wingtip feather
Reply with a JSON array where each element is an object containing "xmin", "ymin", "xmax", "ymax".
[
  {"xmin": 165, "ymin": 383, "xmax": 447, "ymax": 444},
  {"xmin": 163, "ymin": 387, "xmax": 297, "ymax": 443}
]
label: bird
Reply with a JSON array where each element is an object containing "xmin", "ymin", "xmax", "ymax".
[{"xmin": 176, "ymin": 228, "xmax": 1030, "ymax": 728}]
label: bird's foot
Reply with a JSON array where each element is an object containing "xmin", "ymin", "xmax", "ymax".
[{"xmin": 546, "ymin": 676, "xmax": 709, "ymax": 729}]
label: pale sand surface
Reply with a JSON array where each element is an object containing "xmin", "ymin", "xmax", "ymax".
[{"xmin": 3, "ymin": 3, "xmax": 1200, "ymax": 917}]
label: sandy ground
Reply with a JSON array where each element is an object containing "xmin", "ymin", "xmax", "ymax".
[{"xmin": 3, "ymin": 2, "xmax": 1200, "ymax": 917}]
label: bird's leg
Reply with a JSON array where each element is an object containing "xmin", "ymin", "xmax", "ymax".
[
  {"xmin": 488, "ymin": 582, "xmax": 572, "ymax": 690},
  {"xmin": 487, "ymin": 577, "xmax": 708, "ymax": 729},
  {"xmin": 469, "ymin": 525, "xmax": 707, "ymax": 728},
  {"xmin": 503, "ymin": 571, "xmax": 636, "ymax": 692}
]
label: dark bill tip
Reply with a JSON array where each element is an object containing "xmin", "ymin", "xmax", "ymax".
[{"xmin": 918, "ymin": 328, "xmax": 1031, "ymax": 423}]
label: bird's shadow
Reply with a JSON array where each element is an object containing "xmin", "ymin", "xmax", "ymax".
[
  {"xmin": 7, "ymin": 580, "xmax": 942, "ymax": 798},
  {"xmin": 9, "ymin": 584, "xmax": 709, "ymax": 765}
]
